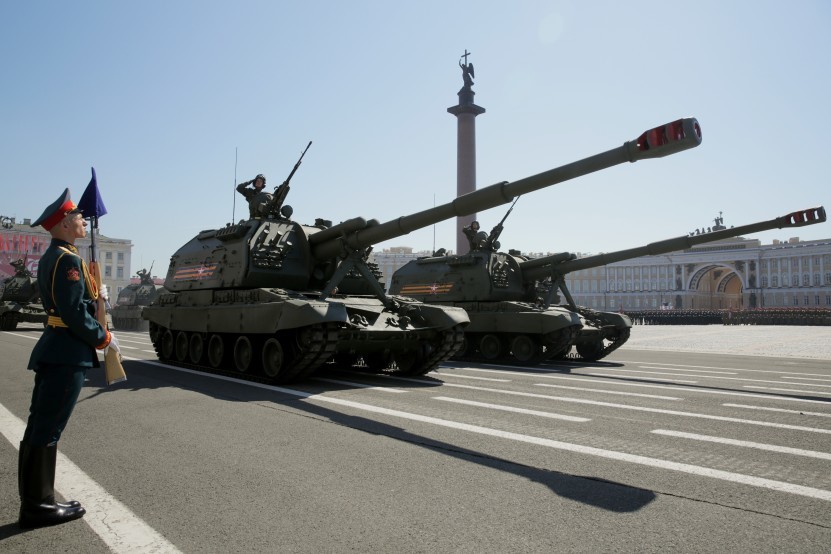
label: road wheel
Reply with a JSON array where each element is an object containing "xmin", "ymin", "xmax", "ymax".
[
  {"xmin": 189, "ymin": 334, "xmax": 204, "ymax": 364},
  {"xmin": 233, "ymin": 336, "xmax": 254, "ymax": 373},
  {"xmin": 175, "ymin": 332, "xmax": 189, "ymax": 362},
  {"xmin": 511, "ymin": 335, "xmax": 540, "ymax": 363},
  {"xmin": 392, "ymin": 344, "xmax": 429, "ymax": 374},
  {"xmin": 262, "ymin": 338, "xmax": 284, "ymax": 379},
  {"xmin": 363, "ymin": 351, "xmax": 392, "ymax": 371},
  {"xmin": 479, "ymin": 334, "xmax": 503, "ymax": 360},
  {"xmin": 576, "ymin": 340, "xmax": 604, "ymax": 361},
  {"xmin": 207, "ymin": 335, "xmax": 225, "ymax": 368},
  {"xmin": 161, "ymin": 330, "xmax": 175, "ymax": 359}
]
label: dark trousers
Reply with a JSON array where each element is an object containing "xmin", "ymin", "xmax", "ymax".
[{"xmin": 22, "ymin": 365, "xmax": 87, "ymax": 447}]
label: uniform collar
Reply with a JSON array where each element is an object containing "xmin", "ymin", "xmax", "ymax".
[{"xmin": 51, "ymin": 238, "xmax": 78, "ymax": 254}]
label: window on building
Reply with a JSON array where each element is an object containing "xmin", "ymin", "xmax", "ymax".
[
  {"xmin": 805, "ymin": 295, "xmax": 810, "ymax": 306},
  {"xmin": 826, "ymin": 295, "xmax": 831, "ymax": 305},
  {"xmin": 782, "ymin": 274, "xmax": 789, "ymax": 287},
  {"xmin": 826, "ymin": 272, "xmax": 831, "ymax": 285},
  {"xmin": 117, "ymin": 267, "xmax": 124, "ymax": 279},
  {"xmin": 815, "ymin": 273, "xmax": 821, "ymax": 286},
  {"xmin": 802, "ymin": 274, "xmax": 810, "ymax": 286},
  {"xmin": 816, "ymin": 295, "xmax": 820, "ymax": 306},
  {"xmin": 105, "ymin": 265, "xmax": 112, "ymax": 277},
  {"xmin": 793, "ymin": 296, "xmax": 799, "ymax": 306},
  {"xmin": 771, "ymin": 275, "xmax": 778, "ymax": 287},
  {"xmin": 105, "ymin": 251, "xmax": 112, "ymax": 260},
  {"xmin": 761, "ymin": 275, "xmax": 768, "ymax": 287}
]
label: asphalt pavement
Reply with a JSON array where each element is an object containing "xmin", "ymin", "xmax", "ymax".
[{"xmin": 1, "ymin": 324, "xmax": 829, "ymax": 553}]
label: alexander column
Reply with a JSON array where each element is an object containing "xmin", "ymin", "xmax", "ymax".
[{"xmin": 447, "ymin": 50, "xmax": 485, "ymax": 254}]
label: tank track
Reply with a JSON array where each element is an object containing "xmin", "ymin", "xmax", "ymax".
[
  {"xmin": 285, "ymin": 323, "xmax": 341, "ymax": 381},
  {"xmin": 149, "ymin": 322, "xmax": 340, "ymax": 383},
  {"xmin": 541, "ymin": 325, "xmax": 581, "ymax": 361},
  {"xmin": 392, "ymin": 324, "xmax": 466, "ymax": 376},
  {"xmin": 570, "ymin": 327, "xmax": 631, "ymax": 361}
]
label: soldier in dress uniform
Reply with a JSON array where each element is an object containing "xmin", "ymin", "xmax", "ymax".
[
  {"xmin": 236, "ymin": 174, "xmax": 273, "ymax": 218},
  {"xmin": 18, "ymin": 188, "xmax": 120, "ymax": 529}
]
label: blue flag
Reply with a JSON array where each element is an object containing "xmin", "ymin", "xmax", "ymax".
[{"xmin": 77, "ymin": 167, "xmax": 108, "ymax": 218}]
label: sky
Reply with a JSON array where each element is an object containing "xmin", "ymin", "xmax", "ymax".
[{"xmin": 2, "ymin": 1, "xmax": 829, "ymax": 278}]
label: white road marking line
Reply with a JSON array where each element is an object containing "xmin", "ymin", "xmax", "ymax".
[
  {"xmin": 127, "ymin": 362, "xmax": 831, "ymax": 501},
  {"xmin": 437, "ymin": 373, "xmax": 511, "ymax": 382},
  {"xmin": 458, "ymin": 368, "xmax": 831, "ymax": 404},
  {"xmin": 433, "ymin": 397, "xmax": 590, "ymax": 422},
  {"xmin": 587, "ymin": 372, "xmax": 698, "ymax": 383},
  {"xmin": 723, "ymin": 403, "xmax": 831, "ymax": 418},
  {"xmin": 637, "ymin": 366, "xmax": 738, "ymax": 375},
  {"xmin": 0, "ymin": 403, "xmax": 181, "ymax": 553},
  {"xmin": 593, "ymin": 369, "xmax": 704, "ymax": 379},
  {"xmin": 744, "ymin": 386, "xmax": 831, "ymax": 395},
  {"xmin": 313, "ymin": 378, "xmax": 406, "ymax": 392},
  {"xmin": 780, "ymin": 376, "xmax": 831, "ymax": 383},
  {"xmin": 627, "ymin": 370, "xmax": 831, "ymax": 389},
  {"xmin": 534, "ymin": 383, "xmax": 681, "ymax": 400},
  {"xmin": 651, "ymin": 429, "xmax": 831, "ymax": 460},
  {"xmin": 616, "ymin": 360, "xmax": 831, "ymax": 378},
  {"xmin": 439, "ymin": 383, "xmax": 831, "ymax": 434}
]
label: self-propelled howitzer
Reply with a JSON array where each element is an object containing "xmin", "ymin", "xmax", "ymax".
[
  {"xmin": 391, "ymin": 207, "xmax": 825, "ymax": 363},
  {"xmin": 0, "ymin": 258, "xmax": 47, "ymax": 331},
  {"xmin": 111, "ymin": 266, "xmax": 165, "ymax": 331},
  {"xmin": 529, "ymin": 206, "xmax": 827, "ymax": 360},
  {"xmin": 143, "ymin": 118, "xmax": 701, "ymax": 382}
]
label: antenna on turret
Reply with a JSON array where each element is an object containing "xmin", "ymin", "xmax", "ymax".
[{"xmin": 232, "ymin": 147, "xmax": 238, "ymax": 223}]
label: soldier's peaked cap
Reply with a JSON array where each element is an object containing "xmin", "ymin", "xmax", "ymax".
[{"xmin": 31, "ymin": 188, "xmax": 82, "ymax": 230}]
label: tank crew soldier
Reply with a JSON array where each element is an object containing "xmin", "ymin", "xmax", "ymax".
[
  {"xmin": 236, "ymin": 174, "xmax": 273, "ymax": 218},
  {"xmin": 463, "ymin": 220, "xmax": 487, "ymax": 251},
  {"xmin": 19, "ymin": 188, "xmax": 120, "ymax": 529}
]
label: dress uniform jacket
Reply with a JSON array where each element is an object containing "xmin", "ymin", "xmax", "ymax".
[{"xmin": 28, "ymin": 238, "xmax": 108, "ymax": 370}]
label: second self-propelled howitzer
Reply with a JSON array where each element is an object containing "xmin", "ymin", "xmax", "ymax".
[
  {"xmin": 392, "ymin": 207, "xmax": 826, "ymax": 363},
  {"xmin": 0, "ymin": 258, "xmax": 47, "ymax": 331},
  {"xmin": 143, "ymin": 118, "xmax": 701, "ymax": 382},
  {"xmin": 111, "ymin": 265, "xmax": 165, "ymax": 331}
]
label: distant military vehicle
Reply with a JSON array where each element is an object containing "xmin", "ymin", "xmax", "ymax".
[
  {"xmin": 110, "ymin": 265, "xmax": 164, "ymax": 331},
  {"xmin": 143, "ymin": 118, "xmax": 702, "ymax": 382},
  {"xmin": 0, "ymin": 258, "xmax": 47, "ymax": 331},
  {"xmin": 391, "ymin": 207, "xmax": 826, "ymax": 362}
]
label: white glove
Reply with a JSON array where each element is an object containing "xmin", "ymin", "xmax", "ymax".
[
  {"xmin": 99, "ymin": 284, "xmax": 109, "ymax": 302},
  {"xmin": 105, "ymin": 332, "xmax": 122, "ymax": 360}
]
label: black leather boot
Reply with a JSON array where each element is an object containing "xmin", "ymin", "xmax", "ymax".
[
  {"xmin": 18, "ymin": 442, "xmax": 81, "ymax": 510},
  {"xmin": 19, "ymin": 444, "xmax": 86, "ymax": 529}
]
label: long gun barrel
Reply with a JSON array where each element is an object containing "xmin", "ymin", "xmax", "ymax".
[
  {"xmin": 312, "ymin": 118, "xmax": 702, "ymax": 260},
  {"xmin": 522, "ymin": 206, "xmax": 827, "ymax": 281}
]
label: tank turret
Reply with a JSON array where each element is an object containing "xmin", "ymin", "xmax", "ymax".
[
  {"xmin": 391, "ymin": 207, "xmax": 826, "ymax": 363},
  {"xmin": 143, "ymin": 118, "xmax": 701, "ymax": 381},
  {"xmin": 0, "ymin": 257, "xmax": 48, "ymax": 331}
]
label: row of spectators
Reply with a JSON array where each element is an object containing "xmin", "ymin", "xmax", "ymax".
[{"xmin": 625, "ymin": 308, "xmax": 831, "ymax": 326}]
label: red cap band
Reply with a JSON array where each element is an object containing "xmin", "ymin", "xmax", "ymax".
[{"xmin": 42, "ymin": 200, "xmax": 77, "ymax": 231}]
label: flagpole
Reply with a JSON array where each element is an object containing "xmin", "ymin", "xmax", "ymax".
[{"xmin": 78, "ymin": 167, "xmax": 126, "ymax": 385}]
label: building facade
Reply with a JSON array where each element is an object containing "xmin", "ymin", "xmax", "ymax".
[
  {"xmin": 563, "ymin": 235, "xmax": 831, "ymax": 311},
  {"xmin": 0, "ymin": 216, "xmax": 133, "ymax": 296}
]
